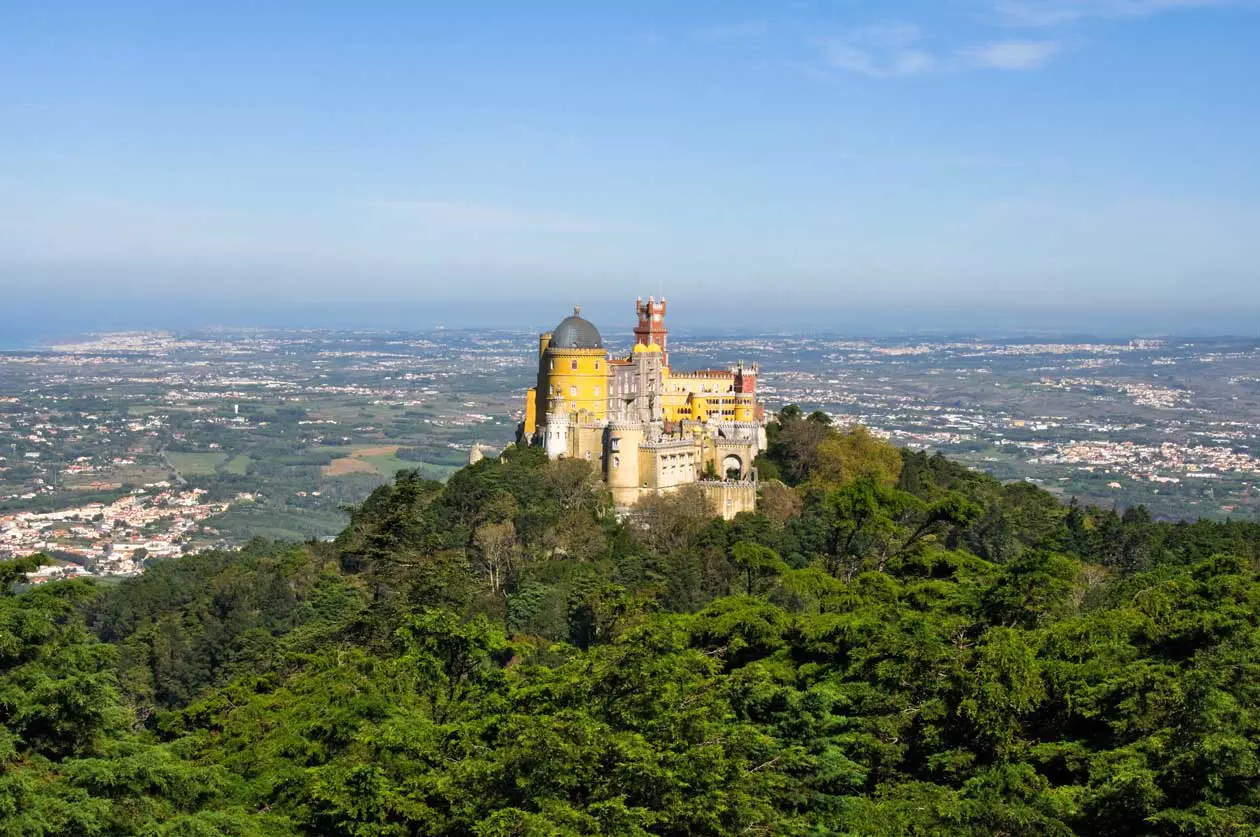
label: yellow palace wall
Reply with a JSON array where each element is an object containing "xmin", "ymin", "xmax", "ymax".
[
  {"xmin": 538, "ymin": 346, "xmax": 609, "ymax": 425},
  {"xmin": 658, "ymin": 370, "xmax": 757, "ymax": 423}
]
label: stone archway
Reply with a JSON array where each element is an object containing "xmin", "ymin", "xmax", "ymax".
[{"xmin": 722, "ymin": 453, "xmax": 742, "ymax": 480}]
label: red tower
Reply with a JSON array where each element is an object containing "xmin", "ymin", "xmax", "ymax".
[
  {"xmin": 734, "ymin": 361, "xmax": 757, "ymax": 394},
  {"xmin": 633, "ymin": 296, "xmax": 668, "ymax": 364}
]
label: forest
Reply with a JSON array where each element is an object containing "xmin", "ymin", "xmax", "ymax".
[{"xmin": 3, "ymin": 406, "xmax": 1259, "ymax": 835}]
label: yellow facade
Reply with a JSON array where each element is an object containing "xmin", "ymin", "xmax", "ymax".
[
  {"xmin": 541, "ymin": 347, "xmax": 607, "ymax": 420},
  {"xmin": 657, "ymin": 369, "xmax": 755, "ymax": 424},
  {"xmin": 524, "ymin": 387, "xmax": 539, "ymax": 437}
]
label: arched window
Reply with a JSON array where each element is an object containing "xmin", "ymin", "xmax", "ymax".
[
  {"xmin": 569, "ymin": 385, "xmax": 577, "ymax": 397},
  {"xmin": 594, "ymin": 386, "xmax": 600, "ymax": 397},
  {"xmin": 571, "ymin": 360, "xmax": 578, "ymax": 371}
]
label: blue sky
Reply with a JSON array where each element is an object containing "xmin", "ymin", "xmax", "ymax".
[{"xmin": 2, "ymin": 0, "xmax": 1259, "ymax": 333}]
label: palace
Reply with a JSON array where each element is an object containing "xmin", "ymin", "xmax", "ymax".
[{"xmin": 520, "ymin": 297, "xmax": 766, "ymax": 518}]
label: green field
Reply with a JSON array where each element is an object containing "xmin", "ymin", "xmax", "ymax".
[
  {"xmin": 205, "ymin": 503, "xmax": 349, "ymax": 542},
  {"xmin": 313, "ymin": 443, "xmax": 462, "ymax": 481},
  {"xmin": 413, "ymin": 462, "xmax": 462, "ymax": 480},
  {"xmin": 166, "ymin": 452, "xmax": 253, "ymax": 477},
  {"xmin": 222, "ymin": 455, "xmax": 251, "ymax": 475},
  {"xmin": 360, "ymin": 453, "xmax": 417, "ymax": 478},
  {"xmin": 361, "ymin": 454, "xmax": 460, "ymax": 481},
  {"xmin": 166, "ymin": 452, "xmax": 229, "ymax": 475},
  {"xmin": 128, "ymin": 404, "xmax": 203, "ymax": 416}
]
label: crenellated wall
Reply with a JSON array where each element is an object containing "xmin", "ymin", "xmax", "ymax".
[{"xmin": 697, "ymin": 480, "xmax": 758, "ymax": 520}]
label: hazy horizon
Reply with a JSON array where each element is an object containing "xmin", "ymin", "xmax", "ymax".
[{"xmin": 7, "ymin": 292, "xmax": 1260, "ymax": 351}]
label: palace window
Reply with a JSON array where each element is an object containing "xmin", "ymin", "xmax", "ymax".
[
  {"xmin": 570, "ymin": 385, "xmax": 577, "ymax": 397},
  {"xmin": 571, "ymin": 360, "xmax": 578, "ymax": 371},
  {"xmin": 594, "ymin": 386, "xmax": 599, "ymax": 397},
  {"xmin": 612, "ymin": 455, "xmax": 620, "ymax": 468},
  {"xmin": 595, "ymin": 361, "xmax": 600, "ymax": 370}
]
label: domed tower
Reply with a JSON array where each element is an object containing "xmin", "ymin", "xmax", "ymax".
[{"xmin": 526, "ymin": 307, "xmax": 609, "ymax": 443}]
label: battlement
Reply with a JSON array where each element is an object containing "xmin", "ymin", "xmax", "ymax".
[
  {"xmin": 715, "ymin": 436, "xmax": 757, "ymax": 449},
  {"xmin": 606, "ymin": 419, "xmax": 647, "ymax": 432},
  {"xmin": 544, "ymin": 411, "xmax": 607, "ymax": 430},
  {"xmin": 697, "ymin": 479, "xmax": 758, "ymax": 519},
  {"xmin": 640, "ymin": 437, "xmax": 696, "ymax": 451},
  {"xmin": 635, "ymin": 295, "xmax": 666, "ymax": 320},
  {"xmin": 672, "ymin": 368, "xmax": 736, "ymax": 379}
]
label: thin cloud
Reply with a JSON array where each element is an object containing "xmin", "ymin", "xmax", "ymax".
[
  {"xmin": 813, "ymin": 1, "xmax": 1239, "ymax": 79},
  {"xmin": 960, "ymin": 39, "xmax": 1063, "ymax": 69},
  {"xmin": 992, "ymin": 0, "xmax": 1234, "ymax": 26},
  {"xmin": 818, "ymin": 26, "xmax": 1062, "ymax": 76},
  {"xmin": 819, "ymin": 24, "xmax": 937, "ymax": 77}
]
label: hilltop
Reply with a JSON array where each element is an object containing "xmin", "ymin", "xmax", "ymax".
[{"xmin": 3, "ymin": 408, "xmax": 1259, "ymax": 835}]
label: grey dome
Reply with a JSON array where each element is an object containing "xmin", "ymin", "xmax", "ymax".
[{"xmin": 550, "ymin": 309, "xmax": 603, "ymax": 349}]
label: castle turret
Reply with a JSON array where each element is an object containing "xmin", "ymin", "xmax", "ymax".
[
  {"xmin": 543, "ymin": 412, "xmax": 571, "ymax": 460},
  {"xmin": 605, "ymin": 420, "xmax": 645, "ymax": 508},
  {"xmin": 524, "ymin": 331, "xmax": 554, "ymax": 438},
  {"xmin": 633, "ymin": 296, "xmax": 668, "ymax": 366}
]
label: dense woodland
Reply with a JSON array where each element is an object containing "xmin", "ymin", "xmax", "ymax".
[{"xmin": 3, "ymin": 406, "xmax": 1260, "ymax": 835}]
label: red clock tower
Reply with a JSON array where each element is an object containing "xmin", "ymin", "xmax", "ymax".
[{"xmin": 633, "ymin": 296, "xmax": 668, "ymax": 365}]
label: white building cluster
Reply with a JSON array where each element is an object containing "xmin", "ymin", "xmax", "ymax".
[{"xmin": 0, "ymin": 488, "xmax": 242, "ymax": 575}]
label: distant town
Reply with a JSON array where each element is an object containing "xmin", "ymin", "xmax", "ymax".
[
  {"xmin": 3, "ymin": 328, "xmax": 1259, "ymax": 575},
  {"xmin": 5, "ymin": 487, "xmax": 238, "ymax": 581}
]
